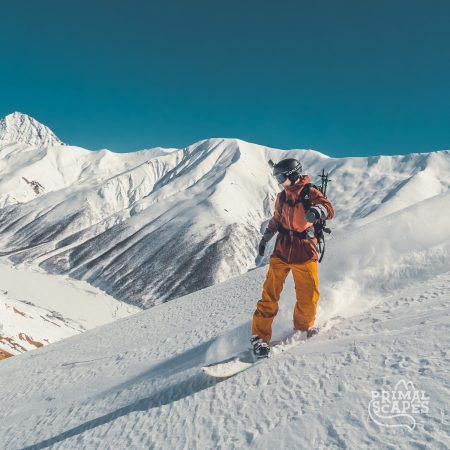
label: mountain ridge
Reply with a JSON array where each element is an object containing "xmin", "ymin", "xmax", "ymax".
[
  {"xmin": 1, "ymin": 113, "xmax": 449, "ymax": 309},
  {"xmin": 1, "ymin": 135, "xmax": 449, "ymax": 308}
]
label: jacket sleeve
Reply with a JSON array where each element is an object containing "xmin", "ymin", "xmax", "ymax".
[
  {"xmin": 265, "ymin": 192, "xmax": 282, "ymax": 236},
  {"xmin": 309, "ymin": 187, "xmax": 335, "ymax": 220}
]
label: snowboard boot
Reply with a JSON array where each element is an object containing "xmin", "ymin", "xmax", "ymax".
[
  {"xmin": 250, "ymin": 335, "xmax": 270, "ymax": 358},
  {"xmin": 306, "ymin": 326, "xmax": 319, "ymax": 339}
]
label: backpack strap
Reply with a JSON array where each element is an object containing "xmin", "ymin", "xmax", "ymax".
[
  {"xmin": 278, "ymin": 183, "xmax": 313, "ymax": 215},
  {"xmin": 277, "ymin": 190, "xmax": 286, "ymax": 219},
  {"xmin": 300, "ymin": 183, "xmax": 312, "ymax": 211}
]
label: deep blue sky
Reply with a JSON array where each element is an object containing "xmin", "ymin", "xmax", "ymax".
[{"xmin": 1, "ymin": 0, "xmax": 449, "ymax": 156}]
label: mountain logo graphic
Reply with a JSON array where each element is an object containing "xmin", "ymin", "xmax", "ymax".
[{"xmin": 368, "ymin": 379, "xmax": 429, "ymax": 430}]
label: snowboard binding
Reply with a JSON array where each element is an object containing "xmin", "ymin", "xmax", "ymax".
[
  {"xmin": 306, "ymin": 326, "xmax": 319, "ymax": 338},
  {"xmin": 250, "ymin": 335, "xmax": 270, "ymax": 358}
]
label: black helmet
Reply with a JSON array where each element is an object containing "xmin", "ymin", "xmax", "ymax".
[{"xmin": 271, "ymin": 158, "xmax": 302, "ymax": 184}]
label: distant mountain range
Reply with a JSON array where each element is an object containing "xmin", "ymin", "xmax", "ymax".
[{"xmin": 1, "ymin": 112, "xmax": 449, "ymax": 308}]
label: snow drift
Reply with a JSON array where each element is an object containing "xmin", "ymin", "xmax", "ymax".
[{"xmin": 0, "ymin": 171, "xmax": 448, "ymax": 449}]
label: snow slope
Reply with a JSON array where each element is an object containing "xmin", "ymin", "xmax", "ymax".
[
  {"xmin": 1, "ymin": 113, "xmax": 449, "ymax": 311},
  {"xmin": 0, "ymin": 261, "xmax": 139, "ymax": 358},
  {"xmin": 0, "ymin": 190, "xmax": 448, "ymax": 449}
]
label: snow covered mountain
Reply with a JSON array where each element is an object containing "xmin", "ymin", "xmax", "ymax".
[
  {"xmin": 0, "ymin": 188, "xmax": 448, "ymax": 449},
  {"xmin": 1, "ymin": 113, "xmax": 449, "ymax": 311},
  {"xmin": 0, "ymin": 112, "xmax": 64, "ymax": 147},
  {"xmin": 0, "ymin": 260, "xmax": 139, "ymax": 359}
]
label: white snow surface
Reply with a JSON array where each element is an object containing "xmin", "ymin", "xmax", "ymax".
[
  {"xmin": 0, "ymin": 260, "xmax": 139, "ymax": 357},
  {"xmin": 0, "ymin": 188, "xmax": 449, "ymax": 449}
]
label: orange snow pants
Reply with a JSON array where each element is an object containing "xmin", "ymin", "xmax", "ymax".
[{"xmin": 252, "ymin": 255, "xmax": 320, "ymax": 342}]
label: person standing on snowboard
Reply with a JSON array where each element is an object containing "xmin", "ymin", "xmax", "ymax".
[{"xmin": 251, "ymin": 158, "xmax": 335, "ymax": 358}]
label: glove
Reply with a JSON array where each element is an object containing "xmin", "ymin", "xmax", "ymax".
[
  {"xmin": 258, "ymin": 229, "xmax": 274, "ymax": 256},
  {"xmin": 305, "ymin": 205, "xmax": 327, "ymax": 223},
  {"xmin": 258, "ymin": 239, "xmax": 267, "ymax": 256}
]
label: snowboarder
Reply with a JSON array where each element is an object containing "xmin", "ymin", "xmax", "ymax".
[{"xmin": 251, "ymin": 158, "xmax": 335, "ymax": 358}]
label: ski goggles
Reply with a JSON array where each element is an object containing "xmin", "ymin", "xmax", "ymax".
[
  {"xmin": 273, "ymin": 163, "xmax": 302, "ymax": 184},
  {"xmin": 274, "ymin": 172, "xmax": 288, "ymax": 184}
]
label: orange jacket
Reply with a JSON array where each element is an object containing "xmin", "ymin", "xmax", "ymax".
[{"xmin": 266, "ymin": 175, "xmax": 335, "ymax": 263}]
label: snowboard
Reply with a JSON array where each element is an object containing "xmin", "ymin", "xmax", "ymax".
[
  {"xmin": 201, "ymin": 329, "xmax": 316, "ymax": 378},
  {"xmin": 201, "ymin": 349, "xmax": 262, "ymax": 378}
]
